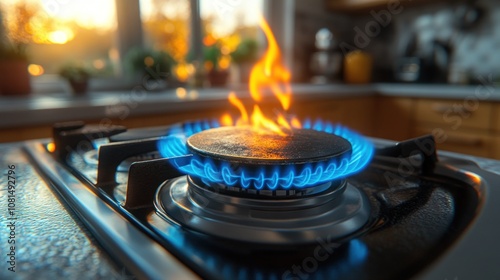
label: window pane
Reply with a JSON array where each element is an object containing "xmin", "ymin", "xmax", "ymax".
[
  {"xmin": 200, "ymin": 0, "xmax": 263, "ymax": 82},
  {"xmin": 139, "ymin": 0, "xmax": 264, "ymax": 85},
  {"xmin": 0, "ymin": 0, "xmax": 117, "ymax": 77},
  {"xmin": 140, "ymin": 0, "xmax": 191, "ymax": 61},
  {"xmin": 200, "ymin": 0, "xmax": 263, "ymax": 38},
  {"xmin": 140, "ymin": 0, "xmax": 191, "ymax": 82}
]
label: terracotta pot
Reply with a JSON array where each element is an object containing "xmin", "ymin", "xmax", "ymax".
[
  {"xmin": 208, "ymin": 69, "xmax": 229, "ymax": 87},
  {"xmin": 68, "ymin": 79, "xmax": 89, "ymax": 95},
  {"xmin": 0, "ymin": 60, "xmax": 31, "ymax": 96}
]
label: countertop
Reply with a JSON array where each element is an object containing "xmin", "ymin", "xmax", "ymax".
[
  {"xmin": 0, "ymin": 143, "xmax": 124, "ymax": 280},
  {"xmin": 1, "ymin": 139, "xmax": 500, "ymax": 279},
  {"xmin": 0, "ymin": 83, "xmax": 498, "ymax": 129}
]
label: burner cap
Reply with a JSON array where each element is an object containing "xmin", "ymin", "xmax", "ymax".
[{"xmin": 187, "ymin": 126, "xmax": 352, "ymax": 165}]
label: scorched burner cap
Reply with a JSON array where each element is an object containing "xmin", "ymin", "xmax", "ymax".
[
  {"xmin": 154, "ymin": 125, "xmax": 371, "ymax": 245},
  {"xmin": 186, "ymin": 126, "xmax": 352, "ymax": 165}
]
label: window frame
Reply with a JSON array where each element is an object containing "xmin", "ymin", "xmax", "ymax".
[{"xmin": 29, "ymin": 0, "xmax": 285, "ymax": 94}]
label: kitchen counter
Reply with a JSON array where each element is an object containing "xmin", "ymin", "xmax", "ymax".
[
  {"xmin": 0, "ymin": 84, "xmax": 370, "ymax": 129},
  {"xmin": 0, "ymin": 83, "xmax": 497, "ymax": 129},
  {"xmin": 0, "ymin": 143, "xmax": 123, "ymax": 280},
  {"xmin": 2, "ymin": 139, "xmax": 500, "ymax": 279}
]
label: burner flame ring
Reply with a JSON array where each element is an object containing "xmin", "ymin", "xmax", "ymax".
[{"xmin": 158, "ymin": 120, "xmax": 374, "ymax": 190}]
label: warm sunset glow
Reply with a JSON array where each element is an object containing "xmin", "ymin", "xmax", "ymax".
[
  {"xmin": 48, "ymin": 30, "xmax": 74, "ymax": 44},
  {"xmin": 203, "ymin": 34, "xmax": 217, "ymax": 46},
  {"xmin": 41, "ymin": 0, "xmax": 116, "ymax": 30},
  {"xmin": 4, "ymin": 0, "xmax": 115, "ymax": 46},
  {"xmin": 218, "ymin": 55, "xmax": 231, "ymax": 70},
  {"xmin": 174, "ymin": 62, "xmax": 194, "ymax": 82},
  {"xmin": 176, "ymin": 87, "xmax": 187, "ymax": 99},
  {"xmin": 93, "ymin": 59, "xmax": 105, "ymax": 70},
  {"xmin": 188, "ymin": 90, "xmax": 199, "ymax": 100},
  {"xmin": 28, "ymin": 64, "xmax": 44, "ymax": 76},
  {"xmin": 221, "ymin": 17, "xmax": 299, "ymax": 135}
]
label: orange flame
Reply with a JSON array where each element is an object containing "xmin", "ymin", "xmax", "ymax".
[{"xmin": 222, "ymin": 17, "xmax": 300, "ymax": 135}]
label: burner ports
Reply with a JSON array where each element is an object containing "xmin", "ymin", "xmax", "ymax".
[{"xmin": 158, "ymin": 122, "xmax": 374, "ymax": 191}]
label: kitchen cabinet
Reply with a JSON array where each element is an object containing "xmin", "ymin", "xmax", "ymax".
[
  {"xmin": 293, "ymin": 96, "xmax": 375, "ymax": 135},
  {"xmin": 1, "ymin": 125, "xmax": 52, "ymax": 143},
  {"xmin": 412, "ymin": 98, "xmax": 495, "ymax": 158},
  {"xmin": 373, "ymin": 96, "xmax": 499, "ymax": 159},
  {"xmin": 0, "ymin": 96, "xmax": 375, "ymax": 143},
  {"xmin": 4, "ymin": 91, "xmax": 500, "ymax": 159},
  {"xmin": 0, "ymin": 108, "xmax": 227, "ymax": 143},
  {"xmin": 374, "ymin": 96, "xmax": 413, "ymax": 141},
  {"xmin": 415, "ymin": 126, "xmax": 494, "ymax": 158},
  {"xmin": 415, "ymin": 99, "xmax": 492, "ymax": 130},
  {"xmin": 491, "ymin": 103, "xmax": 500, "ymax": 132}
]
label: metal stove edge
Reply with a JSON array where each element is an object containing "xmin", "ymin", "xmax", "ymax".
[{"xmin": 22, "ymin": 137, "xmax": 500, "ymax": 280}]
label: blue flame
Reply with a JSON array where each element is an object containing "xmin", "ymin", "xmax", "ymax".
[
  {"xmin": 158, "ymin": 119, "xmax": 374, "ymax": 189},
  {"xmin": 348, "ymin": 239, "xmax": 368, "ymax": 265}
]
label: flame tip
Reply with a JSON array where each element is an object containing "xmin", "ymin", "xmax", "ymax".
[{"xmin": 223, "ymin": 17, "xmax": 297, "ymax": 134}]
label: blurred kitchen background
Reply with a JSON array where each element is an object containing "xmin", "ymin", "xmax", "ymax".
[{"xmin": 1, "ymin": 0, "xmax": 499, "ymax": 158}]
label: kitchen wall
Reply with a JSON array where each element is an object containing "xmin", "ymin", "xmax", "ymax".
[
  {"xmin": 349, "ymin": 0, "xmax": 500, "ymax": 82},
  {"xmin": 291, "ymin": 0, "xmax": 499, "ymax": 83},
  {"xmin": 291, "ymin": 0, "xmax": 354, "ymax": 82}
]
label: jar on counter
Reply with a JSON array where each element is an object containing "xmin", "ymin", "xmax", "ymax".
[{"xmin": 343, "ymin": 50, "xmax": 373, "ymax": 84}]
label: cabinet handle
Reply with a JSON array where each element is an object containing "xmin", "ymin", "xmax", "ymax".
[
  {"xmin": 444, "ymin": 135, "xmax": 484, "ymax": 147},
  {"xmin": 432, "ymin": 104, "xmax": 471, "ymax": 115}
]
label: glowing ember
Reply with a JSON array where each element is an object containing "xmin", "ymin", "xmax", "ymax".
[{"xmin": 222, "ymin": 17, "xmax": 300, "ymax": 135}]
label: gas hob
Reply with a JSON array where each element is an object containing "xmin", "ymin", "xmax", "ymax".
[{"xmin": 19, "ymin": 120, "xmax": 500, "ymax": 280}]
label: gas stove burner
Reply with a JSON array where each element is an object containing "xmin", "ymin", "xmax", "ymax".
[
  {"xmin": 154, "ymin": 124, "xmax": 373, "ymax": 245},
  {"xmin": 187, "ymin": 126, "xmax": 352, "ymax": 165},
  {"xmin": 186, "ymin": 126, "xmax": 352, "ymax": 190},
  {"xmin": 158, "ymin": 120, "xmax": 374, "ymax": 190},
  {"xmin": 154, "ymin": 176, "xmax": 371, "ymax": 245}
]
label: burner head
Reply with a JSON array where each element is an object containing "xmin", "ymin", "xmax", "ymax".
[
  {"xmin": 187, "ymin": 126, "xmax": 352, "ymax": 165},
  {"xmin": 158, "ymin": 121, "xmax": 374, "ymax": 191},
  {"xmin": 186, "ymin": 126, "xmax": 352, "ymax": 190}
]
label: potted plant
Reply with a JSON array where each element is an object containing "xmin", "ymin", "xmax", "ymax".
[
  {"xmin": 0, "ymin": 7, "xmax": 31, "ymax": 96},
  {"xmin": 124, "ymin": 47, "xmax": 174, "ymax": 90},
  {"xmin": 230, "ymin": 38, "xmax": 258, "ymax": 84},
  {"xmin": 59, "ymin": 63, "xmax": 91, "ymax": 95},
  {"xmin": 204, "ymin": 44, "xmax": 229, "ymax": 87}
]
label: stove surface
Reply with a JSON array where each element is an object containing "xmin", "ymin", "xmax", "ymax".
[{"xmin": 4, "ymin": 123, "xmax": 500, "ymax": 280}]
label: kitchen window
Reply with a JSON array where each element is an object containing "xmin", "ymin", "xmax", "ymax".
[
  {"xmin": 0, "ymin": 1, "xmax": 118, "ymax": 82},
  {"xmin": 0, "ymin": 0, "xmax": 264, "ymax": 93}
]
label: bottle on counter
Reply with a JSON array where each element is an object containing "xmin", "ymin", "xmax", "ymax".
[{"xmin": 343, "ymin": 50, "xmax": 373, "ymax": 84}]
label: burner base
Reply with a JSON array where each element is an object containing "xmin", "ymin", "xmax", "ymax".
[{"xmin": 154, "ymin": 176, "xmax": 371, "ymax": 245}]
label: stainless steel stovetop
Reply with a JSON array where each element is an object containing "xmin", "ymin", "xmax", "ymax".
[{"xmin": 2, "ymin": 121, "xmax": 500, "ymax": 280}]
